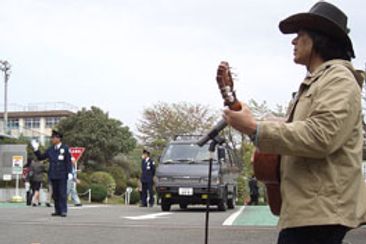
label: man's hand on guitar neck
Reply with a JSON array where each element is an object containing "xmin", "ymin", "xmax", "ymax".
[{"xmin": 223, "ymin": 101, "xmax": 257, "ymax": 136}]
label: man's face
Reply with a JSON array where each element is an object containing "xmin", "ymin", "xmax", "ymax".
[
  {"xmin": 292, "ymin": 30, "xmax": 314, "ymax": 66},
  {"xmin": 51, "ymin": 136, "xmax": 61, "ymax": 145}
]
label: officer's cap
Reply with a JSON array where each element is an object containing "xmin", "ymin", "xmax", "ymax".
[{"xmin": 51, "ymin": 130, "xmax": 63, "ymax": 139}]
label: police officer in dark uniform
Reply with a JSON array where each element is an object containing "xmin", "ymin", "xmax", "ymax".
[
  {"xmin": 140, "ymin": 149, "xmax": 155, "ymax": 207},
  {"xmin": 31, "ymin": 130, "xmax": 72, "ymax": 217}
]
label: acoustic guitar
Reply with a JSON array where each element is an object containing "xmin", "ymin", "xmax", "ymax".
[{"xmin": 216, "ymin": 61, "xmax": 282, "ymax": 216}]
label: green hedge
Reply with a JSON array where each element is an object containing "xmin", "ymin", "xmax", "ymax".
[
  {"xmin": 90, "ymin": 184, "xmax": 108, "ymax": 202},
  {"xmin": 106, "ymin": 166, "xmax": 127, "ymax": 195},
  {"xmin": 129, "ymin": 190, "xmax": 140, "ymax": 205},
  {"xmin": 90, "ymin": 171, "xmax": 116, "ymax": 197},
  {"xmin": 77, "ymin": 180, "xmax": 90, "ymax": 199}
]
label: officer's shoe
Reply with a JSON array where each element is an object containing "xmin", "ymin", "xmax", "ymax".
[
  {"xmin": 51, "ymin": 213, "xmax": 60, "ymax": 217},
  {"xmin": 60, "ymin": 213, "xmax": 67, "ymax": 217},
  {"xmin": 46, "ymin": 203, "xmax": 52, "ymax": 207},
  {"xmin": 75, "ymin": 203, "xmax": 82, "ymax": 207}
]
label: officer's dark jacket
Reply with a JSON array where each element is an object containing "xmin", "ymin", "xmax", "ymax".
[
  {"xmin": 141, "ymin": 158, "xmax": 155, "ymax": 183},
  {"xmin": 35, "ymin": 144, "xmax": 72, "ymax": 180}
]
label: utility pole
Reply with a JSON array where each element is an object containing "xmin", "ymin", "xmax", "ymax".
[{"xmin": 0, "ymin": 60, "xmax": 11, "ymax": 135}]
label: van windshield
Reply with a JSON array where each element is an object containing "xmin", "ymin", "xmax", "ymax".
[{"xmin": 161, "ymin": 143, "xmax": 217, "ymax": 164}]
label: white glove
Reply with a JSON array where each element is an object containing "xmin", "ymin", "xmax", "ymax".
[
  {"xmin": 31, "ymin": 139, "xmax": 39, "ymax": 151},
  {"xmin": 68, "ymin": 173, "xmax": 73, "ymax": 181}
]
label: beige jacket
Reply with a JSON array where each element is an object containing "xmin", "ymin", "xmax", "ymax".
[{"xmin": 257, "ymin": 59, "xmax": 366, "ymax": 230}]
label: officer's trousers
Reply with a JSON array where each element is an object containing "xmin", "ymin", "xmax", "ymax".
[
  {"xmin": 141, "ymin": 182, "xmax": 154, "ymax": 206},
  {"xmin": 51, "ymin": 179, "xmax": 68, "ymax": 214}
]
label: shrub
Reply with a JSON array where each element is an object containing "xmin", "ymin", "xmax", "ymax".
[
  {"xmin": 77, "ymin": 180, "xmax": 90, "ymax": 199},
  {"xmin": 106, "ymin": 165, "xmax": 128, "ymax": 195},
  {"xmin": 90, "ymin": 184, "xmax": 108, "ymax": 202},
  {"xmin": 129, "ymin": 190, "xmax": 141, "ymax": 205},
  {"xmin": 77, "ymin": 172, "xmax": 91, "ymax": 185},
  {"xmin": 127, "ymin": 178, "xmax": 139, "ymax": 189},
  {"xmin": 90, "ymin": 171, "xmax": 116, "ymax": 197}
]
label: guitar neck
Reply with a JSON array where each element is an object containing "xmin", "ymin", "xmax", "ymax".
[{"xmin": 228, "ymin": 100, "xmax": 242, "ymax": 112}]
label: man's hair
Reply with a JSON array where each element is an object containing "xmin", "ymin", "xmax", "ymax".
[{"xmin": 305, "ymin": 29, "xmax": 351, "ymax": 61}]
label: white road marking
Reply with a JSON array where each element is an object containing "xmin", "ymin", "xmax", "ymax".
[
  {"xmin": 222, "ymin": 206, "xmax": 245, "ymax": 226},
  {"xmin": 124, "ymin": 212, "xmax": 172, "ymax": 220},
  {"xmin": 69, "ymin": 205, "xmax": 108, "ymax": 209}
]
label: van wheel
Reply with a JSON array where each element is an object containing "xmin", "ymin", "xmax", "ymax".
[
  {"xmin": 179, "ymin": 203, "xmax": 188, "ymax": 210},
  {"xmin": 218, "ymin": 199, "xmax": 227, "ymax": 211},
  {"xmin": 218, "ymin": 192, "xmax": 228, "ymax": 211},
  {"xmin": 161, "ymin": 200, "xmax": 171, "ymax": 212},
  {"xmin": 227, "ymin": 196, "xmax": 236, "ymax": 209}
]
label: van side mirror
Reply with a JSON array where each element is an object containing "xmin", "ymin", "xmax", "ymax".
[{"xmin": 218, "ymin": 148, "xmax": 226, "ymax": 162}]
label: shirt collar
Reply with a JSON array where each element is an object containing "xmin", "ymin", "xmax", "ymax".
[{"xmin": 55, "ymin": 143, "xmax": 62, "ymax": 150}]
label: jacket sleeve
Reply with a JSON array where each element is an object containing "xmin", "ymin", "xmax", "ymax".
[
  {"xmin": 34, "ymin": 149, "xmax": 49, "ymax": 161},
  {"xmin": 257, "ymin": 67, "xmax": 361, "ymax": 159},
  {"xmin": 64, "ymin": 146, "xmax": 73, "ymax": 174}
]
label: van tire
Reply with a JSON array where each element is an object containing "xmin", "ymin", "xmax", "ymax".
[
  {"xmin": 179, "ymin": 203, "xmax": 188, "ymax": 210},
  {"xmin": 227, "ymin": 195, "xmax": 236, "ymax": 209},
  {"xmin": 161, "ymin": 200, "xmax": 171, "ymax": 212},
  {"xmin": 218, "ymin": 191, "xmax": 228, "ymax": 211}
]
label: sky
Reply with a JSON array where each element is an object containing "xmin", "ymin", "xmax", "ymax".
[{"xmin": 0, "ymin": 0, "xmax": 365, "ymax": 134}]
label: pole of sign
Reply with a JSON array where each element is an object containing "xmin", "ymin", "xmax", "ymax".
[{"xmin": 15, "ymin": 174, "xmax": 19, "ymax": 197}]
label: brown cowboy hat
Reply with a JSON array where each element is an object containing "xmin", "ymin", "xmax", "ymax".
[{"xmin": 279, "ymin": 1, "xmax": 355, "ymax": 58}]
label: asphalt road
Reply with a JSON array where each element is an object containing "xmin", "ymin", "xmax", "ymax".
[{"xmin": 0, "ymin": 204, "xmax": 365, "ymax": 244}]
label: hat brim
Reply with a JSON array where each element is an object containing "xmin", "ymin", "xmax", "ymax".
[{"xmin": 279, "ymin": 13, "xmax": 354, "ymax": 58}]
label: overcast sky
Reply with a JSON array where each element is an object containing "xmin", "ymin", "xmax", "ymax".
[{"xmin": 0, "ymin": 0, "xmax": 365, "ymax": 133}]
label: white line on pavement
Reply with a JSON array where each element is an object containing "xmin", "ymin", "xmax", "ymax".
[
  {"xmin": 124, "ymin": 212, "xmax": 173, "ymax": 220},
  {"xmin": 222, "ymin": 206, "xmax": 245, "ymax": 226},
  {"xmin": 69, "ymin": 205, "xmax": 108, "ymax": 209}
]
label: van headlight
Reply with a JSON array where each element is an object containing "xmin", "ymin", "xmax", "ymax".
[
  {"xmin": 201, "ymin": 177, "xmax": 220, "ymax": 184},
  {"xmin": 158, "ymin": 177, "xmax": 171, "ymax": 182}
]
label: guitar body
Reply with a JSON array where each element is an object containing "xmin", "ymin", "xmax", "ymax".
[{"xmin": 253, "ymin": 151, "xmax": 282, "ymax": 216}]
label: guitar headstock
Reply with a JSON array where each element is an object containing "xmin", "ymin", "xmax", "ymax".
[{"xmin": 216, "ymin": 61, "xmax": 241, "ymax": 111}]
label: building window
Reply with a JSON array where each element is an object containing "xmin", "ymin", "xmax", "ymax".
[
  {"xmin": 7, "ymin": 118, "xmax": 19, "ymax": 129},
  {"xmin": 46, "ymin": 117, "xmax": 61, "ymax": 128},
  {"xmin": 25, "ymin": 118, "xmax": 40, "ymax": 129}
]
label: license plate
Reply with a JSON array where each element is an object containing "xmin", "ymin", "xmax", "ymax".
[{"xmin": 179, "ymin": 187, "xmax": 193, "ymax": 196}]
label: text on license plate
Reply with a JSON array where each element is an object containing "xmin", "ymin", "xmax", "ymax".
[{"xmin": 179, "ymin": 187, "xmax": 193, "ymax": 196}]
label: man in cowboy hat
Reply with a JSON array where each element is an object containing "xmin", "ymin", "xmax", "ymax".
[
  {"xmin": 31, "ymin": 130, "xmax": 73, "ymax": 217},
  {"xmin": 224, "ymin": 1, "xmax": 366, "ymax": 243}
]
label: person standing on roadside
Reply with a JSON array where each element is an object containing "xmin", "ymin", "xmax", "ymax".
[
  {"xmin": 29, "ymin": 159, "xmax": 45, "ymax": 207},
  {"xmin": 248, "ymin": 175, "xmax": 259, "ymax": 205},
  {"xmin": 31, "ymin": 130, "xmax": 73, "ymax": 217},
  {"xmin": 67, "ymin": 158, "xmax": 82, "ymax": 207},
  {"xmin": 140, "ymin": 149, "xmax": 155, "ymax": 207}
]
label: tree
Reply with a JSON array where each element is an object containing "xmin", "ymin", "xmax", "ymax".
[
  {"xmin": 137, "ymin": 102, "xmax": 218, "ymax": 153},
  {"xmin": 57, "ymin": 106, "xmax": 136, "ymax": 167}
]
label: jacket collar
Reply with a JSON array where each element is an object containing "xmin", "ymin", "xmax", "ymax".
[{"xmin": 302, "ymin": 59, "xmax": 353, "ymax": 86}]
